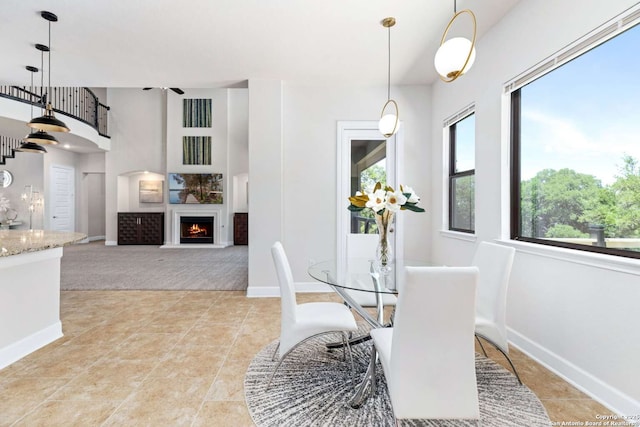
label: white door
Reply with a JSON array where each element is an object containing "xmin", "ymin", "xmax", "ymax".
[
  {"xmin": 336, "ymin": 121, "xmax": 403, "ymax": 271},
  {"xmin": 49, "ymin": 165, "xmax": 75, "ymax": 232}
]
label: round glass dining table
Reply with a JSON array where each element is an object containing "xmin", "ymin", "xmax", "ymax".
[{"xmin": 308, "ymin": 258, "xmax": 432, "ymax": 326}]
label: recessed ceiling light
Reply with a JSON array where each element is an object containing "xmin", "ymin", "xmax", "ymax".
[{"xmin": 63, "ymin": 143, "xmax": 71, "ymax": 149}]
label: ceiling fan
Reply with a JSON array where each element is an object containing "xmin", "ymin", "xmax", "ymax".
[{"xmin": 143, "ymin": 87, "xmax": 185, "ymax": 95}]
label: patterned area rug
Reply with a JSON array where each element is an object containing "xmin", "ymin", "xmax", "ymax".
[
  {"xmin": 245, "ymin": 332, "xmax": 551, "ymax": 426},
  {"xmin": 61, "ymin": 241, "xmax": 248, "ymax": 290}
]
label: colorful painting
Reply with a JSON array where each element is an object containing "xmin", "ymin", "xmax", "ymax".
[
  {"xmin": 139, "ymin": 180, "xmax": 164, "ymax": 203},
  {"xmin": 168, "ymin": 173, "xmax": 223, "ymax": 204}
]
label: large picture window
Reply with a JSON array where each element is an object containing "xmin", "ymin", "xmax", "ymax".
[
  {"xmin": 510, "ymin": 20, "xmax": 640, "ymax": 258},
  {"xmin": 449, "ymin": 113, "xmax": 475, "ymax": 233}
]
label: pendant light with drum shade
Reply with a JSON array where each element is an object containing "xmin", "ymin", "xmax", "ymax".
[
  {"xmin": 17, "ymin": 65, "xmax": 48, "ymax": 154},
  {"xmin": 434, "ymin": 0, "xmax": 477, "ymax": 82},
  {"xmin": 378, "ymin": 17, "xmax": 399, "ymax": 138},
  {"xmin": 19, "ymin": 43, "xmax": 59, "ymax": 153},
  {"xmin": 27, "ymin": 11, "xmax": 70, "ymax": 134}
]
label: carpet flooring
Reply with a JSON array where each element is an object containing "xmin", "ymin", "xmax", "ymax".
[
  {"xmin": 60, "ymin": 241, "xmax": 248, "ymax": 291},
  {"xmin": 245, "ymin": 331, "xmax": 551, "ymax": 427}
]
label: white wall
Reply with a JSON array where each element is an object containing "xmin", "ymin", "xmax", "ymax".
[
  {"xmin": 229, "ymin": 90, "xmax": 249, "ymax": 218},
  {"xmin": 247, "ymin": 80, "xmax": 284, "ymax": 295},
  {"xmin": 105, "ymin": 88, "xmax": 165, "ymax": 244},
  {"xmin": 429, "ymin": 0, "xmax": 640, "ymax": 415},
  {"xmin": 246, "ymin": 82, "xmax": 431, "ymax": 296},
  {"xmin": 86, "ymin": 173, "xmax": 105, "ymax": 238},
  {"xmin": 78, "ymin": 153, "xmax": 106, "ymax": 239}
]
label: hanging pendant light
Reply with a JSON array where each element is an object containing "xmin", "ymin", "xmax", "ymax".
[
  {"xmin": 378, "ymin": 17, "xmax": 399, "ymax": 138},
  {"xmin": 17, "ymin": 66, "xmax": 51, "ymax": 154},
  {"xmin": 23, "ymin": 46, "xmax": 59, "ymax": 146},
  {"xmin": 16, "ymin": 142, "xmax": 48, "ymax": 154},
  {"xmin": 434, "ymin": 1, "xmax": 477, "ymax": 83},
  {"xmin": 27, "ymin": 11, "xmax": 70, "ymax": 133}
]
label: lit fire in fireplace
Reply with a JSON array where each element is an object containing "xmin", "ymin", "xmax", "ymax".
[{"xmin": 188, "ymin": 224, "xmax": 208, "ymax": 236}]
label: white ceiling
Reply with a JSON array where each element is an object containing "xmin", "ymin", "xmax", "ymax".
[{"xmin": 0, "ymin": 0, "xmax": 520, "ymax": 89}]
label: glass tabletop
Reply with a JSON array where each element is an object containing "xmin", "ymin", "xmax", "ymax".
[{"xmin": 308, "ymin": 258, "xmax": 433, "ymax": 295}]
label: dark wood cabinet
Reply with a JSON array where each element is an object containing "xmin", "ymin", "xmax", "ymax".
[
  {"xmin": 118, "ymin": 212, "xmax": 164, "ymax": 245},
  {"xmin": 234, "ymin": 213, "xmax": 248, "ymax": 245}
]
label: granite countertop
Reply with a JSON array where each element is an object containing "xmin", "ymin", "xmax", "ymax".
[{"xmin": 0, "ymin": 230, "xmax": 87, "ymax": 257}]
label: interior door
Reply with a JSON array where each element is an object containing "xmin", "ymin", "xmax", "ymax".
[{"xmin": 49, "ymin": 164, "xmax": 75, "ymax": 232}]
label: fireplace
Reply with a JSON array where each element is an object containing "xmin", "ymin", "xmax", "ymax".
[
  {"xmin": 180, "ymin": 216, "xmax": 214, "ymax": 244},
  {"xmin": 167, "ymin": 209, "xmax": 226, "ymax": 248}
]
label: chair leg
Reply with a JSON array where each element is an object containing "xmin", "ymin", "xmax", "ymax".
[
  {"xmin": 271, "ymin": 342, "xmax": 280, "ymax": 362},
  {"xmin": 476, "ymin": 334, "xmax": 523, "ymax": 385},
  {"xmin": 476, "ymin": 335, "xmax": 488, "ymax": 357},
  {"xmin": 369, "ymin": 344, "xmax": 377, "ymax": 395},
  {"xmin": 342, "ymin": 332, "xmax": 355, "ymax": 386},
  {"xmin": 267, "ymin": 332, "xmax": 356, "ymax": 390}
]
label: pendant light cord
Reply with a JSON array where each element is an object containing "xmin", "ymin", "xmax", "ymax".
[
  {"xmin": 40, "ymin": 48, "xmax": 45, "ymax": 111},
  {"xmin": 30, "ymin": 70, "xmax": 34, "ymax": 119},
  {"xmin": 387, "ymin": 24, "xmax": 391, "ymax": 101},
  {"xmin": 454, "ymin": 0, "xmax": 457, "ymax": 13},
  {"xmin": 47, "ymin": 19, "xmax": 51, "ymax": 106}
]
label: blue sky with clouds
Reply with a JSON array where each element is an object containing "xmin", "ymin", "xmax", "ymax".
[{"xmin": 520, "ymin": 23, "xmax": 640, "ymax": 185}]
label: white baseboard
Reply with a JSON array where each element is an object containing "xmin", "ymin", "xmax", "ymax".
[
  {"xmin": 246, "ymin": 282, "xmax": 332, "ymax": 298},
  {"xmin": 104, "ymin": 240, "xmax": 117, "ymax": 246},
  {"xmin": 0, "ymin": 322, "xmax": 62, "ymax": 370},
  {"xmin": 88, "ymin": 235, "xmax": 106, "ymax": 242},
  {"xmin": 246, "ymin": 286, "xmax": 279, "ymax": 298},
  {"xmin": 508, "ymin": 328, "xmax": 640, "ymax": 417}
]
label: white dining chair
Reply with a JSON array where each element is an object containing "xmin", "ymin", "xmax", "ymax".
[
  {"xmin": 472, "ymin": 241, "xmax": 521, "ymax": 384},
  {"xmin": 267, "ymin": 241, "xmax": 358, "ymax": 389},
  {"xmin": 370, "ymin": 266, "xmax": 480, "ymax": 422},
  {"xmin": 345, "ymin": 233, "xmax": 397, "ymax": 309}
]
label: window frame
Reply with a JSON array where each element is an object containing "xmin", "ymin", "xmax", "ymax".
[
  {"xmin": 508, "ymin": 11, "xmax": 640, "ymax": 260},
  {"xmin": 448, "ymin": 112, "xmax": 475, "ymax": 234}
]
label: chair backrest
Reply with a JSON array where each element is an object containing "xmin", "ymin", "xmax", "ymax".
[
  {"xmin": 471, "ymin": 242, "xmax": 515, "ymax": 350},
  {"xmin": 390, "ymin": 266, "xmax": 479, "ymax": 420},
  {"xmin": 345, "ymin": 233, "xmax": 378, "ymax": 273},
  {"xmin": 271, "ymin": 241, "xmax": 297, "ymax": 326}
]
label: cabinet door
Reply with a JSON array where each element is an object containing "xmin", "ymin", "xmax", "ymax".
[
  {"xmin": 139, "ymin": 213, "xmax": 164, "ymax": 245},
  {"xmin": 234, "ymin": 213, "xmax": 248, "ymax": 245},
  {"xmin": 118, "ymin": 213, "xmax": 140, "ymax": 245}
]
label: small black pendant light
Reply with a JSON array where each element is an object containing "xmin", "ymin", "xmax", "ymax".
[
  {"xmin": 17, "ymin": 65, "xmax": 50, "ymax": 154},
  {"xmin": 27, "ymin": 11, "xmax": 70, "ymax": 133},
  {"xmin": 23, "ymin": 45, "xmax": 59, "ymax": 147},
  {"xmin": 16, "ymin": 142, "xmax": 48, "ymax": 154}
]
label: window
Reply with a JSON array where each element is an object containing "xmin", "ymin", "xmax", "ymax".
[
  {"xmin": 449, "ymin": 113, "xmax": 475, "ymax": 233},
  {"xmin": 510, "ymin": 18, "xmax": 640, "ymax": 259},
  {"xmin": 350, "ymin": 139, "xmax": 387, "ymax": 234}
]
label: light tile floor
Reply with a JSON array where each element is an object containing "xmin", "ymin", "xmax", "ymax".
[{"xmin": 0, "ymin": 290, "xmax": 615, "ymax": 426}]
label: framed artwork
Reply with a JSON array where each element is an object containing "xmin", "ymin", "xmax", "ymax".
[
  {"xmin": 139, "ymin": 180, "xmax": 164, "ymax": 203},
  {"xmin": 168, "ymin": 173, "xmax": 223, "ymax": 204},
  {"xmin": 183, "ymin": 98, "xmax": 212, "ymax": 127},
  {"xmin": 182, "ymin": 136, "xmax": 211, "ymax": 165}
]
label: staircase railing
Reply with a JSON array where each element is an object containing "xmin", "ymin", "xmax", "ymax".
[
  {"xmin": 0, "ymin": 135, "xmax": 22, "ymax": 165},
  {"xmin": 0, "ymin": 85, "xmax": 110, "ymax": 138}
]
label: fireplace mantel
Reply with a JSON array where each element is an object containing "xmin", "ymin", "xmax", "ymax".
[{"xmin": 161, "ymin": 208, "xmax": 230, "ymax": 248}]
